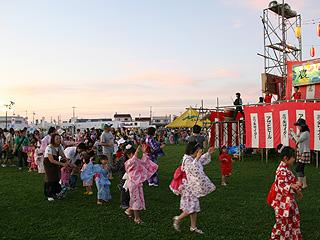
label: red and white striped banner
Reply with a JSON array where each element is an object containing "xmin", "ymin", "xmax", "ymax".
[{"xmin": 244, "ymin": 102, "xmax": 320, "ymax": 150}]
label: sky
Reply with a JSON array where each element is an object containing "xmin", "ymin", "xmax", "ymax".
[{"xmin": 0, "ymin": 0, "xmax": 319, "ymax": 122}]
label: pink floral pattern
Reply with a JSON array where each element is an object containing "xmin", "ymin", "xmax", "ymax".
[{"xmin": 125, "ymin": 154, "xmax": 158, "ymax": 210}]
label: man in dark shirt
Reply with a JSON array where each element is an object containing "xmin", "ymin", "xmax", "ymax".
[
  {"xmin": 233, "ymin": 92, "xmax": 244, "ymax": 119},
  {"xmin": 188, "ymin": 125, "xmax": 207, "ymax": 149}
]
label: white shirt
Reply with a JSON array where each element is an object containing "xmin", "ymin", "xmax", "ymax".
[
  {"xmin": 44, "ymin": 144, "xmax": 64, "ymax": 158},
  {"xmin": 64, "ymin": 146, "xmax": 80, "ymax": 164}
]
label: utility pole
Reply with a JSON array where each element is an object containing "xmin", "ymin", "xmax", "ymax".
[
  {"xmin": 32, "ymin": 112, "xmax": 36, "ymax": 124},
  {"xmin": 149, "ymin": 106, "xmax": 152, "ymax": 125},
  {"xmin": 72, "ymin": 106, "xmax": 76, "ymax": 118},
  {"xmin": 4, "ymin": 101, "xmax": 15, "ymax": 129}
]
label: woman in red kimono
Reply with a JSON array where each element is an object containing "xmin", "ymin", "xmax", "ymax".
[{"xmin": 268, "ymin": 144, "xmax": 303, "ymax": 240}]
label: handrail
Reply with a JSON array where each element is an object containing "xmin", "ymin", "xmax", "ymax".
[{"xmin": 189, "ymin": 98, "xmax": 320, "ymax": 112}]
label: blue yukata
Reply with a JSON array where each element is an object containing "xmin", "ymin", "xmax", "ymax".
[
  {"xmin": 145, "ymin": 135, "xmax": 164, "ymax": 185},
  {"xmin": 81, "ymin": 162, "xmax": 111, "ymax": 201}
]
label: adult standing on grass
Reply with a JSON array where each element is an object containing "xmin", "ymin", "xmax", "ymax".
[
  {"xmin": 2, "ymin": 128, "xmax": 15, "ymax": 167},
  {"xmin": 145, "ymin": 127, "xmax": 165, "ymax": 187},
  {"xmin": 188, "ymin": 125, "xmax": 207, "ymax": 149},
  {"xmin": 38, "ymin": 127, "xmax": 56, "ymax": 173},
  {"xmin": 13, "ymin": 128, "xmax": 30, "ymax": 170},
  {"xmin": 100, "ymin": 124, "xmax": 114, "ymax": 179},
  {"xmin": 44, "ymin": 133, "xmax": 70, "ymax": 201},
  {"xmin": 64, "ymin": 142, "xmax": 87, "ymax": 187},
  {"xmin": 290, "ymin": 118, "xmax": 310, "ymax": 188}
]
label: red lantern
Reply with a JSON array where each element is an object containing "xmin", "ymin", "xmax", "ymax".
[
  {"xmin": 317, "ymin": 23, "xmax": 320, "ymax": 37},
  {"xmin": 310, "ymin": 46, "xmax": 316, "ymax": 57}
]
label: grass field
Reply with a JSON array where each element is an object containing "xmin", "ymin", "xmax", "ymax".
[{"xmin": 0, "ymin": 144, "xmax": 319, "ymax": 240}]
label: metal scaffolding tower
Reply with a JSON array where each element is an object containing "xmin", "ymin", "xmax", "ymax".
[{"xmin": 260, "ymin": 1, "xmax": 302, "ymax": 97}]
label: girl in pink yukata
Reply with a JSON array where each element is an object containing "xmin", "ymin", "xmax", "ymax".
[
  {"xmin": 267, "ymin": 144, "xmax": 303, "ymax": 240},
  {"xmin": 123, "ymin": 144, "xmax": 158, "ymax": 224},
  {"xmin": 172, "ymin": 142, "xmax": 216, "ymax": 235},
  {"xmin": 60, "ymin": 165, "xmax": 72, "ymax": 192}
]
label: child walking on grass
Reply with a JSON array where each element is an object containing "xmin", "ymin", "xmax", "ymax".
[
  {"xmin": 81, "ymin": 155, "xmax": 112, "ymax": 205},
  {"xmin": 123, "ymin": 144, "xmax": 158, "ymax": 224},
  {"xmin": 218, "ymin": 146, "xmax": 233, "ymax": 186},
  {"xmin": 172, "ymin": 142, "xmax": 216, "ymax": 235},
  {"xmin": 267, "ymin": 144, "xmax": 303, "ymax": 240}
]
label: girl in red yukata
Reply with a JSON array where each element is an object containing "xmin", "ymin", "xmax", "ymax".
[
  {"xmin": 267, "ymin": 144, "xmax": 303, "ymax": 240},
  {"xmin": 218, "ymin": 146, "xmax": 233, "ymax": 186}
]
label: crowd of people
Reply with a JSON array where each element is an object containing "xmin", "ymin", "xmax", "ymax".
[{"xmin": 0, "ymin": 115, "xmax": 311, "ymax": 238}]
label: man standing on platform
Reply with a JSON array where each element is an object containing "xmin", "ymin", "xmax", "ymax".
[{"xmin": 233, "ymin": 92, "xmax": 244, "ymax": 120}]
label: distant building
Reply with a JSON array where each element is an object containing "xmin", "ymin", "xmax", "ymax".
[
  {"xmin": 120, "ymin": 121, "xmax": 155, "ymax": 129},
  {"xmin": 63, "ymin": 118, "xmax": 115, "ymax": 130},
  {"xmin": 151, "ymin": 116, "xmax": 171, "ymax": 127},
  {"xmin": 134, "ymin": 117, "xmax": 151, "ymax": 122},
  {"xmin": 74, "ymin": 118, "xmax": 112, "ymax": 123},
  {"xmin": 0, "ymin": 115, "xmax": 28, "ymax": 130},
  {"xmin": 114, "ymin": 113, "xmax": 132, "ymax": 122}
]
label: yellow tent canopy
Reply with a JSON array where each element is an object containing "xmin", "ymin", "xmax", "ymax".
[{"xmin": 165, "ymin": 108, "xmax": 211, "ymax": 128}]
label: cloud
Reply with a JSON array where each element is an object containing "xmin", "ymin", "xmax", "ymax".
[
  {"xmin": 232, "ymin": 20, "xmax": 243, "ymax": 29},
  {"xmin": 125, "ymin": 71, "xmax": 197, "ymax": 86},
  {"xmin": 213, "ymin": 67, "xmax": 239, "ymax": 78}
]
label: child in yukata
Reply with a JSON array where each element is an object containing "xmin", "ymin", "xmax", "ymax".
[
  {"xmin": 218, "ymin": 146, "xmax": 233, "ymax": 186},
  {"xmin": 81, "ymin": 152, "xmax": 93, "ymax": 196},
  {"xmin": 111, "ymin": 140, "xmax": 130, "ymax": 209},
  {"xmin": 69, "ymin": 159, "xmax": 82, "ymax": 190},
  {"xmin": 81, "ymin": 155, "xmax": 111, "ymax": 205},
  {"xmin": 26, "ymin": 140, "xmax": 37, "ymax": 172},
  {"xmin": 267, "ymin": 144, "xmax": 303, "ymax": 240},
  {"xmin": 123, "ymin": 144, "xmax": 158, "ymax": 224},
  {"xmin": 172, "ymin": 142, "xmax": 216, "ymax": 235},
  {"xmin": 60, "ymin": 164, "xmax": 72, "ymax": 194}
]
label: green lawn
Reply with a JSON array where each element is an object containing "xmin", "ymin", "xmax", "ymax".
[{"xmin": 0, "ymin": 145, "xmax": 319, "ymax": 240}]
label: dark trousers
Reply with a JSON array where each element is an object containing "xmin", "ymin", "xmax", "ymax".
[
  {"xmin": 234, "ymin": 108, "xmax": 244, "ymax": 120},
  {"xmin": 148, "ymin": 171, "xmax": 159, "ymax": 185},
  {"xmin": 119, "ymin": 179, "xmax": 130, "ymax": 209},
  {"xmin": 70, "ymin": 174, "xmax": 78, "ymax": 188},
  {"xmin": 17, "ymin": 151, "xmax": 27, "ymax": 168},
  {"xmin": 295, "ymin": 162, "xmax": 306, "ymax": 177},
  {"xmin": 44, "ymin": 182, "xmax": 61, "ymax": 198}
]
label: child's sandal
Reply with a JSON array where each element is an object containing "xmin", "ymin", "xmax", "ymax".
[
  {"xmin": 134, "ymin": 219, "xmax": 143, "ymax": 225},
  {"xmin": 172, "ymin": 216, "xmax": 180, "ymax": 232},
  {"xmin": 190, "ymin": 227, "xmax": 204, "ymax": 234},
  {"xmin": 124, "ymin": 210, "xmax": 133, "ymax": 219}
]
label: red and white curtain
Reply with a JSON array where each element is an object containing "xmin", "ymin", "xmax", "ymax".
[{"xmin": 244, "ymin": 102, "xmax": 320, "ymax": 150}]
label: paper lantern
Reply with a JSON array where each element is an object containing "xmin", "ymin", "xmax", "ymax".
[
  {"xmin": 295, "ymin": 26, "xmax": 301, "ymax": 38},
  {"xmin": 317, "ymin": 23, "xmax": 320, "ymax": 37},
  {"xmin": 310, "ymin": 46, "xmax": 315, "ymax": 57}
]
